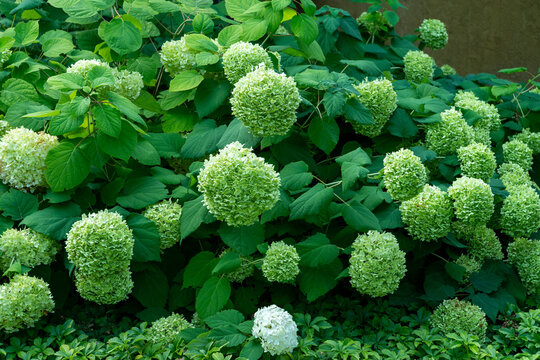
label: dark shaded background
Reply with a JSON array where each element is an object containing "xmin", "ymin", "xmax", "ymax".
[{"xmin": 316, "ymin": 0, "xmax": 540, "ymax": 81}]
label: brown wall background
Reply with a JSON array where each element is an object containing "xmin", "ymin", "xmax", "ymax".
[{"xmin": 316, "ymin": 0, "xmax": 540, "ymax": 81}]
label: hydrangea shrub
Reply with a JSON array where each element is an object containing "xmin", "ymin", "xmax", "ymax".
[
  {"xmin": 448, "ymin": 177, "xmax": 494, "ymax": 224},
  {"xmin": 262, "ymin": 241, "xmax": 300, "ymax": 284},
  {"xmin": 430, "ymin": 299, "xmax": 487, "ymax": 339},
  {"xmin": 418, "ymin": 19, "xmax": 448, "ymax": 49},
  {"xmin": 383, "ymin": 149, "xmax": 428, "ymax": 201}
]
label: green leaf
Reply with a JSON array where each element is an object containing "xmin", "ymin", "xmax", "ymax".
[
  {"xmin": 0, "ymin": 189, "xmax": 38, "ymax": 220},
  {"xmin": 194, "ymin": 79, "xmax": 231, "ymax": 118},
  {"xmin": 387, "ymin": 108, "xmax": 418, "ymax": 138},
  {"xmin": 240, "ymin": 339, "xmax": 264, "ymax": 360},
  {"xmin": 498, "ymin": 67, "xmax": 527, "ymax": 74},
  {"xmin": 280, "ymin": 161, "xmax": 313, "ymax": 191},
  {"xmin": 225, "ymin": 0, "xmax": 259, "ymax": 21},
  {"xmin": 195, "ymin": 52, "xmax": 220, "ymax": 66},
  {"xmin": 213, "ymin": 252, "xmax": 242, "ymax": 275},
  {"xmin": 196, "ymin": 276, "xmax": 231, "ymax": 319},
  {"xmin": 342, "ymin": 200, "xmax": 381, "ymax": 232},
  {"xmin": 1, "ymin": 78, "xmax": 38, "ymax": 106},
  {"xmin": 162, "ymin": 107, "xmax": 197, "ymax": 133},
  {"xmin": 383, "ymin": 10, "xmax": 399, "ymax": 27},
  {"xmin": 192, "ymin": 13, "xmax": 214, "ymax": 34},
  {"xmin": 184, "ymin": 33, "xmax": 218, "ymax": 52},
  {"xmin": 133, "ymin": 139, "xmax": 161, "ymax": 166},
  {"xmin": 87, "ymin": 66, "xmax": 115, "ymax": 88},
  {"xmin": 341, "ymin": 60, "xmax": 382, "ymax": 76},
  {"xmin": 470, "ymin": 293, "xmax": 499, "ymax": 322},
  {"xmin": 170, "ymin": 70, "xmax": 204, "ymax": 91},
  {"xmin": 290, "ymin": 14, "xmax": 318, "ymax": 44},
  {"xmin": 218, "ymin": 223, "xmax": 265, "ymax": 256},
  {"xmin": 217, "ymin": 118, "xmax": 259, "ymax": 150},
  {"xmin": 336, "ymin": 147, "xmax": 371, "ymax": 166},
  {"xmin": 45, "ymin": 141, "xmax": 91, "ymax": 192},
  {"xmin": 46, "ymin": 73, "xmax": 85, "ymax": 91},
  {"xmin": 183, "ymin": 251, "xmax": 219, "ymax": 288},
  {"xmin": 97, "ymin": 121, "xmax": 138, "ymax": 162},
  {"xmin": 116, "ymin": 177, "xmax": 168, "ymax": 210},
  {"xmin": 241, "ymin": 18, "xmax": 268, "ymax": 42},
  {"xmin": 289, "ymin": 184, "xmax": 334, "ymax": 221},
  {"xmin": 298, "ymin": 259, "xmax": 342, "ymax": 301},
  {"xmin": 106, "ymin": 91, "xmax": 145, "ymax": 125},
  {"xmin": 94, "ymin": 104, "xmax": 122, "ymax": 137},
  {"xmin": 128, "ymin": 213, "xmax": 161, "ymax": 263},
  {"xmin": 13, "ymin": 20, "xmax": 39, "ymax": 47},
  {"xmin": 323, "ymin": 91, "xmax": 345, "ymax": 118},
  {"xmin": 491, "ymin": 84, "xmax": 518, "ymax": 98},
  {"xmin": 343, "ymin": 98, "xmax": 374, "ymax": 125},
  {"xmin": 133, "ymin": 264, "xmax": 168, "ymax": 308},
  {"xmin": 470, "ymin": 269, "xmax": 504, "ymax": 294},
  {"xmin": 297, "ymin": 233, "xmax": 339, "ymax": 267},
  {"xmin": 272, "ymin": 0, "xmax": 290, "ymax": 11},
  {"xmin": 70, "ymin": 97, "xmax": 91, "ymax": 117},
  {"xmin": 0, "ymin": 216, "xmax": 14, "ymax": 238},
  {"xmin": 102, "ymin": 18, "xmax": 142, "ymax": 55},
  {"xmin": 308, "ymin": 117, "xmax": 339, "ymax": 155},
  {"xmin": 445, "ymin": 262, "xmax": 465, "ymax": 283},
  {"xmin": 181, "ymin": 119, "xmax": 227, "ymax": 159},
  {"xmin": 4, "ymin": 102, "xmax": 49, "ymax": 131},
  {"xmin": 205, "ymin": 309, "xmax": 244, "ymax": 328},
  {"xmin": 341, "ymin": 162, "xmax": 368, "ymax": 191},
  {"xmin": 41, "ymin": 32, "xmax": 74, "ymax": 57},
  {"xmin": 180, "ymin": 195, "xmax": 215, "ymax": 240},
  {"xmin": 147, "ymin": 133, "xmax": 184, "ymax": 158},
  {"xmin": 217, "ymin": 25, "xmax": 243, "ymax": 47},
  {"xmin": 49, "ymin": 108, "xmax": 84, "ymax": 136},
  {"xmin": 21, "ymin": 202, "xmax": 81, "ymax": 240}
]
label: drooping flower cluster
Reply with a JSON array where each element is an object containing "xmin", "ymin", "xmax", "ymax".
[
  {"xmin": 0, "ymin": 275, "xmax": 54, "ymax": 333},
  {"xmin": 350, "ymin": 78, "xmax": 397, "ymax": 137},
  {"xmin": 403, "ymin": 50, "xmax": 434, "ymax": 83},
  {"xmin": 455, "ymin": 254, "xmax": 482, "ymax": 283},
  {"xmin": 159, "ymin": 37, "xmax": 197, "ymax": 75},
  {"xmin": 66, "ymin": 210, "xmax": 134, "ymax": 304},
  {"xmin": 440, "ymin": 64, "xmax": 456, "ymax": 76},
  {"xmin": 453, "ymin": 223, "xmax": 503, "ymax": 261},
  {"xmin": 148, "ymin": 313, "xmax": 192, "ymax": 344},
  {"xmin": 383, "ymin": 149, "xmax": 428, "ymax": 201},
  {"xmin": 448, "ymin": 177, "xmax": 494, "ymax": 224},
  {"xmin": 0, "ymin": 128, "xmax": 58, "ymax": 191},
  {"xmin": 222, "ymin": 41, "xmax": 273, "ymax": 84},
  {"xmin": 230, "ymin": 64, "xmax": 300, "ymax": 137},
  {"xmin": 454, "ymin": 90, "xmax": 501, "ymax": 134},
  {"xmin": 111, "ymin": 69, "xmax": 144, "ymax": 100},
  {"xmin": 430, "ymin": 299, "xmax": 487, "ymax": 339},
  {"xmin": 418, "ymin": 19, "xmax": 448, "ymax": 49},
  {"xmin": 507, "ymin": 237, "xmax": 539, "ymax": 295},
  {"xmin": 252, "ymin": 305, "xmax": 298, "ymax": 356},
  {"xmin": 457, "ymin": 142, "xmax": 496, "ymax": 183},
  {"xmin": 349, "ymin": 231, "xmax": 406, "ymax": 297},
  {"xmin": 498, "ymin": 163, "xmax": 532, "ymax": 191},
  {"xmin": 399, "ymin": 184, "xmax": 453, "ymax": 242},
  {"xmin": 0, "ymin": 228, "xmax": 60, "ymax": 271},
  {"xmin": 197, "ymin": 142, "xmax": 280, "ymax": 227},
  {"xmin": 262, "ymin": 241, "xmax": 300, "ymax": 284},
  {"xmin": 143, "ymin": 200, "xmax": 182, "ymax": 251},
  {"xmin": 426, "ymin": 107, "xmax": 473, "ymax": 155},
  {"xmin": 502, "ymin": 139, "xmax": 533, "ymax": 170},
  {"xmin": 511, "ymin": 128, "xmax": 540, "ymax": 154},
  {"xmin": 66, "ymin": 59, "xmax": 110, "ymax": 77},
  {"xmin": 220, "ymin": 249, "xmax": 254, "ymax": 283},
  {"xmin": 0, "ymin": 49, "xmax": 11, "ymax": 67},
  {"xmin": 501, "ymin": 186, "xmax": 540, "ymax": 238},
  {"xmin": 356, "ymin": 11, "xmax": 390, "ymax": 35}
]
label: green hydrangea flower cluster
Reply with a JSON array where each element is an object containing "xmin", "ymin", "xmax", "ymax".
[
  {"xmin": 507, "ymin": 238, "xmax": 539, "ymax": 295},
  {"xmin": 349, "ymin": 231, "xmax": 406, "ymax": 297},
  {"xmin": 453, "ymin": 223, "xmax": 503, "ymax": 261},
  {"xmin": 350, "ymin": 78, "xmax": 397, "ymax": 137},
  {"xmin": 498, "ymin": 163, "xmax": 532, "ymax": 191},
  {"xmin": 0, "ymin": 120, "xmax": 12, "ymax": 138},
  {"xmin": 430, "ymin": 299, "xmax": 487, "ymax": 339},
  {"xmin": 197, "ymin": 142, "xmax": 280, "ymax": 227},
  {"xmin": 383, "ymin": 149, "xmax": 428, "ymax": 201},
  {"xmin": 501, "ymin": 186, "xmax": 540, "ymax": 238},
  {"xmin": 511, "ymin": 128, "xmax": 540, "ymax": 154},
  {"xmin": 262, "ymin": 241, "xmax": 300, "ymax": 283},
  {"xmin": 0, "ymin": 275, "xmax": 54, "ymax": 333},
  {"xmin": 403, "ymin": 50, "xmax": 434, "ymax": 83},
  {"xmin": 0, "ymin": 228, "xmax": 60, "ymax": 271},
  {"xmin": 148, "ymin": 313, "xmax": 192, "ymax": 344},
  {"xmin": 0, "ymin": 127, "xmax": 58, "ymax": 191},
  {"xmin": 143, "ymin": 200, "xmax": 182, "ymax": 251},
  {"xmin": 230, "ymin": 64, "xmax": 300, "ymax": 137},
  {"xmin": 426, "ymin": 107, "xmax": 474, "ymax": 155},
  {"xmin": 66, "ymin": 59, "xmax": 110, "ymax": 77},
  {"xmin": 399, "ymin": 184, "xmax": 453, "ymax": 242},
  {"xmin": 159, "ymin": 37, "xmax": 197, "ymax": 75},
  {"xmin": 222, "ymin": 41, "xmax": 273, "ymax": 84},
  {"xmin": 457, "ymin": 142, "xmax": 496, "ymax": 182},
  {"xmin": 219, "ymin": 249, "xmax": 254, "ymax": 283},
  {"xmin": 454, "ymin": 90, "xmax": 501, "ymax": 134},
  {"xmin": 0, "ymin": 49, "xmax": 11, "ymax": 67},
  {"xmin": 448, "ymin": 177, "xmax": 494, "ymax": 224},
  {"xmin": 356, "ymin": 11, "xmax": 389, "ymax": 35},
  {"xmin": 440, "ymin": 64, "xmax": 456, "ymax": 76},
  {"xmin": 502, "ymin": 139, "xmax": 533, "ymax": 170},
  {"xmin": 110, "ymin": 69, "xmax": 144, "ymax": 100},
  {"xmin": 418, "ymin": 19, "xmax": 448, "ymax": 49},
  {"xmin": 455, "ymin": 254, "xmax": 482, "ymax": 283},
  {"xmin": 66, "ymin": 210, "xmax": 135, "ymax": 304}
]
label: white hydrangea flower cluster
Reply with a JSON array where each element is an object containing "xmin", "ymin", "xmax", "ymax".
[
  {"xmin": 426, "ymin": 107, "xmax": 474, "ymax": 155},
  {"xmin": 349, "ymin": 231, "xmax": 406, "ymax": 297},
  {"xmin": 501, "ymin": 186, "xmax": 540, "ymax": 238},
  {"xmin": 448, "ymin": 177, "xmax": 494, "ymax": 225},
  {"xmin": 430, "ymin": 299, "xmax": 487, "ymax": 339},
  {"xmin": 502, "ymin": 139, "xmax": 533, "ymax": 171},
  {"xmin": 356, "ymin": 11, "xmax": 390, "ymax": 35},
  {"xmin": 0, "ymin": 128, "xmax": 58, "ymax": 191},
  {"xmin": 0, "ymin": 49, "xmax": 11, "ymax": 67},
  {"xmin": 454, "ymin": 90, "xmax": 501, "ymax": 135},
  {"xmin": 0, "ymin": 275, "xmax": 54, "ymax": 333},
  {"xmin": 0, "ymin": 120, "xmax": 12, "ymax": 138},
  {"xmin": 230, "ymin": 64, "xmax": 301, "ymax": 137},
  {"xmin": 498, "ymin": 163, "xmax": 532, "ymax": 191},
  {"xmin": 197, "ymin": 142, "xmax": 280, "ymax": 227},
  {"xmin": 219, "ymin": 249, "xmax": 254, "ymax": 283},
  {"xmin": 507, "ymin": 237, "xmax": 539, "ymax": 295},
  {"xmin": 111, "ymin": 69, "xmax": 144, "ymax": 100},
  {"xmin": 418, "ymin": 19, "xmax": 448, "ymax": 50},
  {"xmin": 66, "ymin": 210, "xmax": 135, "ymax": 304},
  {"xmin": 252, "ymin": 305, "xmax": 298, "ymax": 356},
  {"xmin": 66, "ymin": 59, "xmax": 110, "ymax": 77},
  {"xmin": 262, "ymin": 241, "xmax": 300, "ymax": 284},
  {"xmin": 511, "ymin": 128, "xmax": 540, "ymax": 154},
  {"xmin": 148, "ymin": 313, "xmax": 192, "ymax": 344},
  {"xmin": 0, "ymin": 228, "xmax": 60, "ymax": 271},
  {"xmin": 383, "ymin": 149, "xmax": 428, "ymax": 201},
  {"xmin": 403, "ymin": 50, "xmax": 434, "ymax": 83},
  {"xmin": 400, "ymin": 184, "xmax": 453, "ymax": 242},
  {"xmin": 440, "ymin": 64, "xmax": 456, "ymax": 76},
  {"xmin": 222, "ymin": 41, "xmax": 273, "ymax": 84},
  {"xmin": 159, "ymin": 37, "xmax": 197, "ymax": 75},
  {"xmin": 457, "ymin": 142, "xmax": 496, "ymax": 183},
  {"xmin": 350, "ymin": 78, "xmax": 397, "ymax": 137},
  {"xmin": 143, "ymin": 200, "xmax": 182, "ymax": 251}
]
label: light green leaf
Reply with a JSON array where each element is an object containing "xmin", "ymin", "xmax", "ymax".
[
  {"xmin": 1, "ymin": 78, "xmax": 38, "ymax": 106},
  {"xmin": 13, "ymin": 20, "xmax": 39, "ymax": 47},
  {"xmin": 280, "ymin": 161, "xmax": 313, "ymax": 191},
  {"xmin": 212, "ymin": 252, "xmax": 242, "ymax": 275},
  {"xmin": 0, "ymin": 189, "xmax": 38, "ymax": 221},
  {"xmin": 170, "ymin": 70, "xmax": 204, "ymax": 91},
  {"xmin": 21, "ymin": 202, "xmax": 82, "ymax": 240},
  {"xmin": 45, "ymin": 141, "xmax": 91, "ymax": 192},
  {"xmin": 217, "ymin": 25, "xmax": 243, "ymax": 47},
  {"xmin": 184, "ymin": 33, "xmax": 218, "ymax": 52},
  {"xmin": 290, "ymin": 14, "xmax": 318, "ymax": 44},
  {"xmin": 196, "ymin": 276, "xmax": 231, "ymax": 318},
  {"xmin": 116, "ymin": 176, "xmax": 168, "ymax": 209},
  {"xmin": 102, "ymin": 18, "xmax": 142, "ymax": 55}
]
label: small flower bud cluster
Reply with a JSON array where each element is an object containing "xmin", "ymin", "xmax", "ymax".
[
  {"xmin": 502, "ymin": 139, "xmax": 533, "ymax": 171},
  {"xmin": 403, "ymin": 50, "xmax": 434, "ymax": 83},
  {"xmin": 143, "ymin": 200, "xmax": 182, "ymax": 251},
  {"xmin": 426, "ymin": 107, "xmax": 474, "ymax": 155},
  {"xmin": 457, "ymin": 142, "xmax": 496, "ymax": 183},
  {"xmin": 66, "ymin": 59, "xmax": 110, "ymax": 77},
  {"xmin": 159, "ymin": 37, "xmax": 197, "ymax": 75},
  {"xmin": 0, "ymin": 228, "xmax": 60, "ymax": 271},
  {"xmin": 507, "ymin": 237, "xmax": 539, "ymax": 295},
  {"xmin": 440, "ymin": 64, "xmax": 456, "ymax": 76},
  {"xmin": 454, "ymin": 90, "xmax": 501, "ymax": 134},
  {"xmin": 356, "ymin": 11, "xmax": 390, "ymax": 35},
  {"xmin": 430, "ymin": 299, "xmax": 487, "ymax": 339},
  {"xmin": 222, "ymin": 42, "xmax": 273, "ymax": 84},
  {"xmin": 501, "ymin": 186, "xmax": 540, "ymax": 238},
  {"xmin": 148, "ymin": 313, "xmax": 192, "ymax": 344},
  {"xmin": 252, "ymin": 305, "xmax": 298, "ymax": 356},
  {"xmin": 419, "ymin": 19, "xmax": 448, "ymax": 50},
  {"xmin": 197, "ymin": 142, "xmax": 280, "ymax": 227},
  {"xmin": 511, "ymin": 128, "xmax": 540, "ymax": 154},
  {"xmin": 349, "ymin": 231, "xmax": 406, "ymax": 297},
  {"xmin": 448, "ymin": 177, "xmax": 494, "ymax": 225},
  {"xmin": 111, "ymin": 69, "xmax": 144, "ymax": 100},
  {"xmin": 383, "ymin": 149, "xmax": 428, "ymax": 201},
  {"xmin": 219, "ymin": 249, "xmax": 254, "ymax": 283},
  {"xmin": 262, "ymin": 241, "xmax": 300, "ymax": 284}
]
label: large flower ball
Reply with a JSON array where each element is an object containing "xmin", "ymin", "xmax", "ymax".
[
  {"xmin": 350, "ymin": 78, "xmax": 397, "ymax": 137},
  {"xmin": 148, "ymin": 313, "xmax": 192, "ymax": 344},
  {"xmin": 74, "ymin": 269, "xmax": 133, "ymax": 305},
  {"xmin": 502, "ymin": 139, "xmax": 533, "ymax": 171},
  {"xmin": 501, "ymin": 186, "xmax": 540, "ymax": 238},
  {"xmin": 159, "ymin": 37, "xmax": 197, "ymax": 75},
  {"xmin": 418, "ymin": 19, "xmax": 448, "ymax": 50},
  {"xmin": 222, "ymin": 41, "xmax": 273, "ymax": 84},
  {"xmin": 512, "ymin": 128, "xmax": 540, "ymax": 154},
  {"xmin": 0, "ymin": 228, "xmax": 60, "ymax": 271},
  {"xmin": 230, "ymin": 64, "xmax": 300, "ymax": 137},
  {"xmin": 507, "ymin": 237, "xmax": 539, "ymax": 295},
  {"xmin": 197, "ymin": 142, "xmax": 280, "ymax": 227},
  {"xmin": 426, "ymin": 107, "xmax": 474, "ymax": 155},
  {"xmin": 143, "ymin": 200, "xmax": 182, "ymax": 251},
  {"xmin": 356, "ymin": 11, "xmax": 389, "ymax": 35},
  {"xmin": 464, "ymin": 226, "xmax": 503, "ymax": 261},
  {"xmin": 498, "ymin": 163, "xmax": 532, "ymax": 191},
  {"xmin": 111, "ymin": 69, "xmax": 144, "ymax": 100},
  {"xmin": 0, "ymin": 128, "xmax": 58, "ymax": 191},
  {"xmin": 457, "ymin": 142, "xmax": 496, "ymax": 183},
  {"xmin": 349, "ymin": 231, "xmax": 406, "ymax": 297},
  {"xmin": 0, "ymin": 275, "xmax": 54, "ymax": 333},
  {"xmin": 454, "ymin": 91, "xmax": 501, "ymax": 133},
  {"xmin": 383, "ymin": 148, "xmax": 428, "ymax": 201},
  {"xmin": 262, "ymin": 241, "xmax": 300, "ymax": 284},
  {"xmin": 430, "ymin": 299, "xmax": 487, "ymax": 339},
  {"xmin": 448, "ymin": 177, "xmax": 494, "ymax": 225},
  {"xmin": 66, "ymin": 59, "xmax": 110, "ymax": 78},
  {"xmin": 400, "ymin": 184, "xmax": 453, "ymax": 242},
  {"xmin": 252, "ymin": 305, "xmax": 298, "ymax": 356},
  {"xmin": 403, "ymin": 50, "xmax": 434, "ymax": 83}
]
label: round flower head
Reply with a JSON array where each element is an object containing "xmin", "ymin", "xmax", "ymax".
[
  {"xmin": 349, "ymin": 231, "xmax": 406, "ymax": 297},
  {"xmin": 507, "ymin": 238, "xmax": 539, "ymax": 295},
  {"xmin": 448, "ymin": 177, "xmax": 494, "ymax": 225},
  {"xmin": 0, "ymin": 275, "xmax": 54, "ymax": 333},
  {"xmin": 220, "ymin": 249, "xmax": 254, "ymax": 283},
  {"xmin": 148, "ymin": 313, "xmax": 192, "ymax": 344},
  {"xmin": 426, "ymin": 107, "xmax": 474, "ymax": 155},
  {"xmin": 455, "ymin": 254, "xmax": 482, "ymax": 283},
  {"xmin": 66, "ymin": 59, "xmax": 110, "ymax": 78},
  {"xmin": 143, "ymin": 200, "xmax": 182, "ymax": 251},
  {"xmin": 252, "ymin": 305, "xmax": 298, "ymax": 356},
  {"xmin": 262, "ymin": 241, "xmax": 300, "ymax": 283},
  {"xmin": 457, "ymin": 142, "xmax": 496, "ymax": 183},
  {"xmin": 0, "ymin": 127, "xmax": 58, "ymax": 191},
  {"xmin": 465, "ymin": 226, "xmax": 503, "ymax": 261},
  {"xmin": 472, "ymin": 128, "xmax": 491, "ymax": 146},
  {"xmin": 430, "ymin": 299, "xmax": 487, "ymax": 339},
  {"xmin": 403, "ymin": 50, "xmax": 434, "ymax": 83},
  {"xmin": 74, "ymin": 269, "xmax": 133, "ymax": 305},
  {"xmin": 501, "ymin": 186, "xmax": 540, "ymax": 238},
  {"xmin": 0, "ymin": 228, "xmax": 60, "ymax": 271},
  {"xmin": 197, "ymin": 142, "xmax": 280, "ymax": 227},
  {"xmin": 498, "ymin": 163, "xmax": 532, "ymax": 191},
  {"xmin": 66, "ymin": 210, "xmax": 134, "ymax": 277},
  {"xmin": 230, "ymin": 64, "xmax": 300, "ymax": 137},
  {"xmin": 0, "ymin": 49, "xmax": 11, "ymax": 67},
  {"xmin": 400, "ymin": 184, "xmax": 453, "ymax": 242},
  {"xmin": 383, "ymin": 148, "xmax": 428, "ymax": 201},
  {"xmin": 111, "ymin": 69, "xmax": 144, "ymax": 100},
  {"xmin": 419, "ymin": 19, "xmax": 448, "ymax": 50},
  {"xmin": 356, "ymin": 11, "xmax": 390, "ymax": 35},
  {"xmin": 350, "ymin": 78, "xmax": 397, "ymax": 137},
  {"xmin": 502, "ymin": 139, "xmax": 533, "ymax": 171},
  {"xmin": 222, "ymin": 42, "xmax": 273, "ymax": 84},
  {"xmin": 454, "ymin": 90, "xmax": 501, "ymax": 132},
  {"xmin": 440, "ymin": 64, "xmax": 456, "ymax": 76},
  {"xmin": 159, "ymin": 37, "xmax": 198, "ymax": 75},
  {"xmin": 0, "ymin": 120, "xmax": 12, "ymax": 138},
  {"xmin": 512, "ymin": 128, "xmax": 540, "ymax": 154}
]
